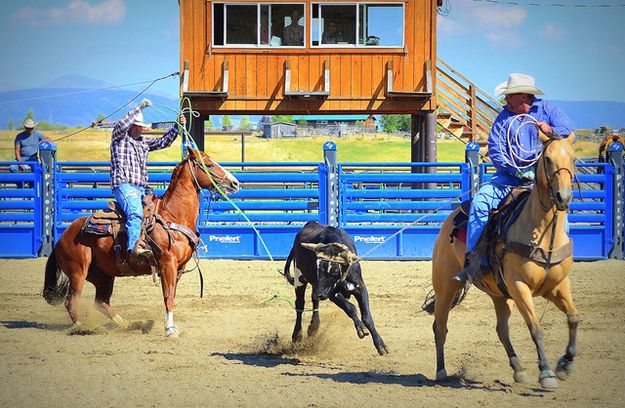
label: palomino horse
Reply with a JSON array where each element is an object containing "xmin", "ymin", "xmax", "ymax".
[
  {"xmin": 43, "ymin": 147, "xmax": 239, "ymax": 337},
  {"xmin": 426, "ymin": 132, "xmax": 579, "ymax": 389}
]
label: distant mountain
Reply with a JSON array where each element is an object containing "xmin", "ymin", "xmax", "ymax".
[
  {"xmin": 1, "ymin": 75, "xmax": 624, "ymax": 130},
  {"xmin": 43, "ymin": 74, "xmax": 113, "ymax": 90}
]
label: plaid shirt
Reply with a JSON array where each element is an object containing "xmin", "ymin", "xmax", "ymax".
[{"xmin": 110, "ymin": 106, "xmax": 178, "ymax": 189}]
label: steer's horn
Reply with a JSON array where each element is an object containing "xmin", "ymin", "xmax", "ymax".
[
  {"xmin": 339, "ymin": 249, "xmax": 360, "ymax": 265},
  {"xmin": 301, "ymin": 242, "xmax": 326, "ymax": 252}
]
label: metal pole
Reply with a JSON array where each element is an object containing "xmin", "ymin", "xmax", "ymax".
[
  {"xmin": 38, "ymin": 141, "xmax": 57, "ymax": 257},
  {"xmin": 608, "ymin": 142, "xmax": 624, "ymax": 259},
  {"xmin": 465, "ymin": 141, "xmax": 481, "ymax": 199},
  {"xmin": 323, "ymin": 141, "xmax": 338, "ymax": 227}
]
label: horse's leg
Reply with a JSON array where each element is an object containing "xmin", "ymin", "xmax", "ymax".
[
  {"xmin": 64, "ymin": 266, "xmax": 88, "ymax": 329},
  {"xmin": 492, "ymin": 297, "xmax": 531, "ymax": 383},
  {"xmin": 292, "ymin": 283, "xmax": 307, "ymax": 342},
  {"xmin": 87, "ymin": 268, "xmax": 128, "ymax": 328},
  {"xmin": 544, "ymin": 278, "xmax": 580, "ymax": 381},
  {"xmin": 508, "ymin": 280, "xmax": 559, "ymax": 389},
  {"xmin": 307, "ymin": 288, "xmax": 320, "ymax": 337},
  {"xmin": 160, "ymin": 259, "xmax": 180, "ymax": 338},
  {"xmin": 353, "ymin": 286, "xmax": 388, "ymax": 356}
]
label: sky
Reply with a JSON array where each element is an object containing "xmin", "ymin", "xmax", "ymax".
[{"xmin": 0, "ymin": 0, "xmax": 624, "ymax": 105}]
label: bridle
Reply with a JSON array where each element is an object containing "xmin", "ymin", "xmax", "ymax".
[
  {"xmin": 536, "ymin": 136, "xmax": 574, "ymax": 212},
  {"xmin": 187, "ymin": 156, "xmax": 228, "ymax": 193}
]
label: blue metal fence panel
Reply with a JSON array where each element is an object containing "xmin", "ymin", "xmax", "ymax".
[
  {"xmin": 338, "ymin": 162, "xmax": 470, "ymax": 259},
  {"xmin": 0, "ymin": 161, "xmax": 43, "ymax": 257}
]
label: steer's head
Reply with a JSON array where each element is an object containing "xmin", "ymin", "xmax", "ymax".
[{"xmin": 301, "ymin": 242, "xmax": 360, "ymax": 300}]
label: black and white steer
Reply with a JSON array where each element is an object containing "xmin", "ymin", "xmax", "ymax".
[{"xmin": 284, "ymin": 221, "xmax": 388, "ymax": 355}]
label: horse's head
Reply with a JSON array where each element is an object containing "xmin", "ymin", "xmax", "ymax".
[
  {"xmin": 537, "ymin": 131, "xmax": 576, "ymax": 211},
  {"xmin": 186, "ymin": 146, "xmax": 240, "ymax": 194}
]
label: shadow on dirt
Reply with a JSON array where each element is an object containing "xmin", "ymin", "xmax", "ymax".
[
  {"xmin": 0, "ymin": 320, "xmax": 70, "ymax": 331},
  {"xmin": 211, "ymin": 352, "xmax": 301, "ymax": 368}
]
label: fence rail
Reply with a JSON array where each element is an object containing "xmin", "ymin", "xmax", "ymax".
[{"xmin": 1, "ymin": 142, "xmax": 623, "ymax": 260}]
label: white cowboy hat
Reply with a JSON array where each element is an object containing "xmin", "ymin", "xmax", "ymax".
[
  {"xmin": 132, "ymin": 111, "xmax": 151, "ymax": 128},
  {"xmin": 495, "ymin": 73, "xmax": 544, "ymax": 97},
  {"xmin": 23, "ymin": 118, "xmax": 38, "ymax": 128}
]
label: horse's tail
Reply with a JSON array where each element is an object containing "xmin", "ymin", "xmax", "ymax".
[
  {"xmin": 42, "ymin": 249, "xmax": 69, "ymax": 305},
  {"xmin": 421, "ymin": 285, "xmax": 471, "ymax": 315},
  {"xmin": 283, "ymin": 249, "xmax": 295, "ymax": 286}
]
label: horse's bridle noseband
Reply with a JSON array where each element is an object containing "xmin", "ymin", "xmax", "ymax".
[
  {"xmin": 187, "ymin": 157, "xmax": 228, "ymax": 192},
  {"xmin": 537, "ymin": 137, "xmax": 574, "ymax": 212}
]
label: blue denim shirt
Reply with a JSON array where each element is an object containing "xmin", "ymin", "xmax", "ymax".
[{"xmin": 488, "ymin": 98, "xmax": 574, "ymax": 178}]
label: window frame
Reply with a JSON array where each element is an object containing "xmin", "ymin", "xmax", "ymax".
[
  {"xmin": 311, "ymin": 2, "xmax": 405, "ymax": 49},
  {"xmin": 212, "ymin": 2, "xmax": 307, "ymax": 49}
]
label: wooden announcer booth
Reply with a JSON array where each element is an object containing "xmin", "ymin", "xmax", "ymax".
[{"xmin": 179, "ymin": 0, "xmax": 442, "ymax": 161}]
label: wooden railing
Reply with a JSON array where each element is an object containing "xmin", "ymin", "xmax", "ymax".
[{"xmin": 436, "ymin": 58, "xmax": 501, "ymax": 142}]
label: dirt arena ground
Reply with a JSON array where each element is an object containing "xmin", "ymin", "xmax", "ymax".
[{"xmin": 1, "ymin": 258, "xmax": 624, "ymax": 407}]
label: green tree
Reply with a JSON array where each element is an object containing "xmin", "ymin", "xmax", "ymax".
[
  {"xmin": 205, "ymin": 119, "xmax": 214, "ymax": 130},
  {"xmin": 7, "ymin": 119, "xmax": 14, "ymax": 130},
  {"xmin": 272, "ymin": 115, "xmax": 294, "ymax": 123},
  {"xmin": 297, "ymin": 118, "xmax": 308, "ymax": 127},
  {"xmin": 239, "ymin": 115, "xmax": 251, "ymax": 130},
  {"xmin": 380, "ymin": 114, "xmax": 410, "ymax": 133},
  {"xmin": 222, "ymin": 115, "xmax": 232, "ymax": 129}
]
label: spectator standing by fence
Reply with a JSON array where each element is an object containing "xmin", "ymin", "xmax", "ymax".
[{"xmin": 11, "ymin": 118, "xmax": 51, "ymax": 173}]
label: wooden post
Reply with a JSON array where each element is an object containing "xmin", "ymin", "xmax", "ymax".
[{"xmin": 189, "ymin": 113, "xmax": 205, "ymax": 151}]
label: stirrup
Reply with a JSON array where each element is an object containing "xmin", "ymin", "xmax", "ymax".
[{"xmin": 453, "ymin": 267, "xmax": 472, "ymax": 283}]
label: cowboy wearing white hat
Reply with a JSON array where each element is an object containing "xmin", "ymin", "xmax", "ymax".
[
  {"xmin": 455, "ymin": 73, "xmax": 575, "ymax": 283},
  {"xmin": 110, "ymin": 98, "xmax": 187, "ymax": 261},
  {"xmin": 11, "ymin": 117, "xmax": 52, "ymax": 175}
]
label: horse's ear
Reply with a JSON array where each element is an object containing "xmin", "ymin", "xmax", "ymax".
[
  {"xmin": 186, "ymin": 145, "xmax": 197, "ymax": 157},
  {"xmin": 567, "ymin": 131, "xmax": 576, "ymax": 145},
  {"xmin": 538, "ymin": 130, "xmax": 550, "ymax": 144}
]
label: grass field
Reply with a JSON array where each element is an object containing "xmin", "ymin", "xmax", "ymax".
[{"xmin": 0, "ymin": 129, "xmax": 600, "ymax": 163}]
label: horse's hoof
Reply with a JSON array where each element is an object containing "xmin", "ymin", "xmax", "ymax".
[
  {"xmin": 165, "ymin": 326, "xmax": 179, "ymax": 338},
  {"xmin": 513, "ymin": 370, "xmax": 531, "ymax": 383},
  {"xmin": 539, "ymin": 370, "xmax": 559, "ymax": 390},
  {"xmin": 556, "ymin": 356, "xmax": 575, "ymax": 381},
  {"xmin": 112, "ymin": 314, "xmax": 128, "ymax": 329},
  {"xmin": 436, "ymin": 369, "xmax": 448, "ymax": 381}
]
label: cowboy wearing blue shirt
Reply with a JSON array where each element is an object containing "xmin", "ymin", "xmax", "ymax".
[
  {"xmin": 455, "ymin": 73, "xmax": 574, "ymax": 283},
  {"xmin": 11, "ymin": 118, "xmax": 52, "ymax": 172}
]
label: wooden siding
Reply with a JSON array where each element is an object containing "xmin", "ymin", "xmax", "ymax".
[{"xmin": 180, "ymin": 0, "xmax": 437, "ymax": 114}]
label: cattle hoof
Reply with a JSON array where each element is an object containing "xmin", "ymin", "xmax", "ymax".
[
  {"xmin": 357, "ymin": 327, "xmax": 369, "ymax": 339},
  {"xmin": 436, "ymin": 369, "xmax": 448, "ymax": 381},
  {"xmin": 377, "ymin": 344, "xmax": 389, "ymax": 356},
  {"xmin": 292, "ymin": 332, "xmax": 303, "ymax": 343},
  {"xmin": 307, "ymin": 325, "xmax": 319, "ymax": 337}
]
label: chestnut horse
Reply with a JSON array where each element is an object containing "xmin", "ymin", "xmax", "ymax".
[
  {"xmin": 42, "ymin": 147, "xmax": 239, "ymax": 337},
  {"xmin": 426, "ymin": 132, "xmax": 579, "ymax": 389}
]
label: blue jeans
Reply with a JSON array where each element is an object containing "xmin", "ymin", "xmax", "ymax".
[
  {"xmin": 112, "ymin": 183, "xmax": 146, "ymax": 252},
  {"xmin": 466, "ymin": 171, "xmax": 569, "ymax": 252},
  {"xmin": 467, "ymin": 171, "xmax": 521, "ymax": 252}
]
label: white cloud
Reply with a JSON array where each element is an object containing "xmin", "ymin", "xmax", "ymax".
[
  {"xmin": 540, "ymin": 24, "xmax": 566, "ymax": 39},
  {"xmin": 473, "ymin": 5, "xmax": 527, "ymax": 29},
  {"xmin": 486, "ymin": 32, "xmax": 523, "ymax": 48},
  {"xmin": 11, "ymin": 0, "xmax": 126, "ymax": 26}
]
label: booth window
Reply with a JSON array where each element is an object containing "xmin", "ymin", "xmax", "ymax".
[
  {"xmin": 213, "ymin": 3, "xmax": 306, "ymax": 48},
  {"xmin": 311, "ymin": 2, "xmax": 404, "ymax": 47}
]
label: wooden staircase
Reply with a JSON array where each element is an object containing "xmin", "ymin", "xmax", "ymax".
[{"xmin": 435, "ymin": 58, "xmax": 502, "ymax": 144}]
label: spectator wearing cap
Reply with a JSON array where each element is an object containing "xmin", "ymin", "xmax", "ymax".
[
  {"xmin": 454, "ymin": 73, "xmax": 574, "ymax": 284},
  {"xmin": 11, "ymin": 118, "xmax": 52, "ymax": 173},
  {"xmin": 110, "ymin": 99, "xmax": 186, "ymax": 260}
]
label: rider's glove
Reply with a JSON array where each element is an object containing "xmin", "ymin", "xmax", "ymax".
[
  {"xmin": 140, "ymin": 98, "xmax": 152, "ymax": 109},
  {"xmin": 515, "ymin": 168, "xmax": 535, "ymax": 182}
]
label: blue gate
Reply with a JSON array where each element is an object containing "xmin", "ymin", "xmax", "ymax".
[{"xmin": 1, "ymin": 142, "xmax": 623, "ymax": 260}]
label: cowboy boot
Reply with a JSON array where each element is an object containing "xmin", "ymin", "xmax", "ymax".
[
  {"xmin": 453, "ymin": 251, "xmax": 479, "ymax": 283},
  {"xmin": 131, "ymin": 238, "xmax": 153, "ymax": 259}
]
